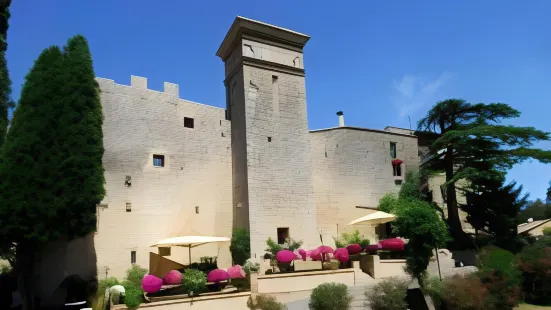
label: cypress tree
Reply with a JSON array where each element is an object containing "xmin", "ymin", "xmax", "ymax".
[
  {"xmin": 0, "ymin": 0, "xmax": 13, "ymax": 146},
  {"xmin": 0, "ymin": 35, "xmax": 104, "ymax": 309}
]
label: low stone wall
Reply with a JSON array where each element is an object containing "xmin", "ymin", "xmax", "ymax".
[
  {"xmin": 360, "ymin": 254, "xmax": 407, "ymax": 279},
  {"xmin": 256, "ymin": 269, "xmax": 355, "ymax": 294},
  {"xmin": 112, "ymin": 292, "xmax": 251, "ymax": 310}
]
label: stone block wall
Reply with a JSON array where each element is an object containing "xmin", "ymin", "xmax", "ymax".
[
  {"xmin": 310, "ymin": 128, "xmax": 418, "ymax": 244},
  {"xmin": 95, "ymin": 76, "xmax": 233, "ymax": 278}
]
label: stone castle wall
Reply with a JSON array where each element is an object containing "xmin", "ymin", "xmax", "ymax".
[
  {"xmin": 94, "ymin": 76, "xmax": 233, "ymax": 278},
  {"xmin": 310, "ymin": 127, "xmax": 418, "ymax": 244}
]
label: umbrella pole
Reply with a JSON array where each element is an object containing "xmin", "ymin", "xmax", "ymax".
[{"xmin": 189, "ymin": 246, "xmax": 192, "ymax": 268}]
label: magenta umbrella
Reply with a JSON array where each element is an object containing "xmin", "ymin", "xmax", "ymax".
[{"xmin": 317, "ymin": 245, "xmax": 334, "ymax": 261}]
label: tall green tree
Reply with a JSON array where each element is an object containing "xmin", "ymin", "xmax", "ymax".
[
  {"xmin": 0, "ymin": 0, "xmax": 13, "ymax": 146},
  {"xmin": 418, "ymin": 99, "xmax": 551, "ymax": 242},
  {"xmin": 461, "ymin": 177, "xmax": 528, "ymax": 252},
  {"xmin": 518, "ymin": 199, "xmax": 551, "ymax": 223},
  {"xmin": 546, "ymin": 181, "xmax": 551, "ymax": 205},
  {"xmin": 0, "ymin": 35, "xmax": 104, "ymax": 310}
]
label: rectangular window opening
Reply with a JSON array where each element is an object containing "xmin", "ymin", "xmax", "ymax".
[
  {"xmin": 277, "ymin": 227, "xmax": 289, "ymax": 245},
  {"xmin": 126, "ymin": 202, "xmax": 132, "ymax": 212},
  {"xmin": 195, "ymin": 206, "xmax": 199, "ymax": 214},
  {"xmin": 153, "ymin": 154, "xmax": 165, "ymax": 167},
  {"xmin": 131, "ymin": 251, "xmax": 136, "ymax": 264},
  {"xmin": 390, "ymin": 142, "xmax": 397, "ymax": 159},
  {"xmin": 393, "ymin": 165, "xmax": 402, "ymax": 177},
  {"xmin": 184, "ymin": 117, "xmax": 194, "ymax": 128},
  {"xmin": 267, "ymin": 136, "xmax": 272, "ymax": 142},
  {"xmin": 158, "ymin": 247, "xmax": 171, "ymax": 256}
]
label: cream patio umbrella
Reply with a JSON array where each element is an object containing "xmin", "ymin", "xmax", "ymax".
[
  {"xmin": 346, "ymin": 211, "xmax": 396, "ymax": 226},
  {"xmin": 151, "ymin": 235, "xmax": 231, "ymax": 266}
]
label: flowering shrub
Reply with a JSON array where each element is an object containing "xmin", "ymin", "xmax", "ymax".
[
  {"xmin": 227, "ymin": 265, "xmax": 246, "ymax": 279},
  {"xmin": 310, "ymin": 248, "xmax": 321, "ymax": 261},
  {"xmin": 334, "ymin": 248, "xmax": 349, "ymax": 263},
  {"xmin": 298, "ymin": 249, "xmax": 307, "ymax": 261},
  {"xmin": 379, "ymin": 238, "xmax": 404, "ymax": 251},
  {"xmin": 442, "ymin": 274, "xmax": 489, "ymax": 310},
  {"xmin": 207, "ymin": 269, "xmax": 230, "ymax": 283},
  {"xmin": 276, "ymin": 250, "xmax": 296, "ymax": 263},
  {"xmin": 162, "ymin": 270, "xmax": 182, "ymax": 285},
  {"xmin": 518, "ymin": 240, "xmax": 551, "ymax": 305},
  {"xmin": 346, "ymin": 244, "xmax": 362, "ymax": 255},
  {"xmin": 141, "ymin": 275, "xmax": 162, "ymax": 293}
]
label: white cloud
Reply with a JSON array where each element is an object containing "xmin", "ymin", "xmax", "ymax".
[{"xmin": 391, "ymin": 72, "xmax": 452, "ymax": 118}]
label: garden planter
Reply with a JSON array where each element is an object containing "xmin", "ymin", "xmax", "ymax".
[
  {"xmin": 322, "ymin": 261, "xmax": 339, "ymax": 270},
  {"xmin": 230, "ymin": 278, "xmax": 249, "ymax": 290},
  {"xmin": 294, "ymin": 260, "xmax": 322, "ymax": 271},
  {"xmin": 277, "ymin": 262, "xmax": 291, "ymax": 272},
  {"xmin": 207, "ymin": 280, "xmax": 228, "ymax": 292}
]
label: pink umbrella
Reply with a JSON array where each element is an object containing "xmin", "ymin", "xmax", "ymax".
[{"xmin": 317, "ymin": 245, "xmax": 334, "ymax": 261}]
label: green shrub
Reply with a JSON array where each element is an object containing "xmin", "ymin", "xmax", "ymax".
[
  {"xmin": 333, "ymin": 230, "xmax": 370, "ymax": 248},
  {"xmin": 422, "ymin": 276, "xmax": 445, "ymax": 308},
  {"xmin": 98, "ymin": 277, "xmax": 120, "ymax": 296},
  {"xmin": 247, "ymin": 294, "xmax": 287, "ymax": 310},
  {"xmin": 0, "ymin": 262, "xmax": 11, "ymax": 274},
  {"xmin": 243, "ymin": 259, "xmax": 260, "ymax": 274},
  {"xmin": 230, "ymin": 228, "xmax": 251, "ymax": 265},
  {"xmin": 265, "ymin": 237, "xmax": 284, "ymax": 256},
  {"xmin": 518, "ymin": 242, "xmax": 551, "ymax": 305},
  {"xmin": 309, "ymin": 282, "xmax": 352, "ymax": 310},
  {"xmin": 365, "ymin": 277, "xmax": 408, "ymax": 310},
  {"xmin": 378, "ymin": 193, "xmax": 398, "ymax": 213},
  {"xmin": 442, "ymin": 274, "xmax": 489, "ymax": 310},
  {"xmin": 181, "ymin": 268, "xmax": 207, "ymax": 295},
  {"xmin": 125, "ymin": 265, "xmax": 147, "ymax": 288},
  {"xmin": 122, "ymin": 281, "xmax": 143, "ymax": 310},
  {"xmin": 543, "ymin": 227, "xmax": 551, "ymax": 236}
]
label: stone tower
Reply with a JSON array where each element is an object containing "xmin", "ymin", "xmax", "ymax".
[{"xmin": 217, "ymin": 17, "xmax": 319, "ymax": 259}]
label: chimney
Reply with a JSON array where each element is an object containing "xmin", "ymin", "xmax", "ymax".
[{"xmin": 337, "ymin": 111, "xmax": 344, "ymax": 127}]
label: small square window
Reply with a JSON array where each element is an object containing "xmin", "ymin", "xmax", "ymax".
[
  {"xmin": 277, "ymin": 227, "xmax": 289, "ymax": 245},
  {"xmin": 126, "ymin": 202, "xmax": 132, "ymax": 212},
  {"xmin": 184, "ymin": 117, "xmax": 194, "ymax": 128},
  {"xmin": 131, "ymin": 251, "xmax": 136, "ymax": 264},
  {"xmin": 153, "ymin": 154, "xmax": 165, "ymax": 167}
]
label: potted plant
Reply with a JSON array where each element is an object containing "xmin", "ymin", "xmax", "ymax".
[
  {"xmin": 181, "ymin": 269, "xmax": 207, "ymax": 297},
  {"xmin": 275, "ymin": 250, "xmax": 295, "ymax": 272},
  {"xmin": 206, "ymin": 269, "xmax": 229, "ymax": 292},
  {"xmin": 227, "ymin": 265, "xmax": 248, "ymax": 291}
]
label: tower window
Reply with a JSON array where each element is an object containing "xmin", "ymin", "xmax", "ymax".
[
  {"xmin": 153, "ymin": 154, "xmax": 165, "ymax": 167},
  {"xmin": 184, "ymin": 117, "xmax": 194, "ymax": 128},
  {"xmin": 390, "ymin": 142, "xmax": 397, "ymax": 159},
  {"xmin": 131, "ymin": 251, "xmax": 136, "ymax": 264},
  {"xmin": 126, "ymin": 202, "xmax": 132, "ymax": 212}
]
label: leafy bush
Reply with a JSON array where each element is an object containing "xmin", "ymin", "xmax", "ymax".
[
  {"xmin": 122, "ymin": 281, "xmax": 143, "ymax": 310},
  {"xmin": 476, "ymin": 245, "xmax": 521, "ymax": 309},
  {"xmin": 365, "ymin": 277, "xmax": 408, "ymax": 310},
  {"xmin": 543, "ymin": 227, "xmax": 551, "ymax": 236},
  {"xmin": 230, "ymin": 228, "xmax": 250, "ymax": 265},
  {"xmin": 518, "ymin": 241, "xmax": 551, "ymax": 305},
  {"xmin": 243, "ymin": 258, "xmax": 260, "ymax": 274},
  {"xmin": 333, "ymin": 230, "xmax": 370, "ymax": 248},
  {"xmin": 265, "ymin": 237, "xmax": 303, "ymax": 256},
  {"xmin": 422, "ymin": 276, "xmax": 445, "ymax": 308},
  {"xmin": 392, "ymin": 199, "xmax": 449, "ymax": 285},
  {"xmin": 182, "ymin": 268, "xmax": 207, "ymax": 295},
  {"xmin": 247, "ymin": 294, "xmax": 287, "ymax": 310},
  {"xmin": 0, "ymin": 262, "xmax": 11, "ymax": 274},
  {"xmin": 98, "ymin": 277, "xmax": 120, "ymax": 295},
  {"xmin": 309, "ymin": 282, "xmax": 352, "ymax": 310},
  {"xmin": 378, "ymin": 193, "xmax": 398, "ymax": 213},
  {"xmin": 442, "ymin": 274, "xmax": 489, "ymax": 310},
  {"xmin": 125, "ymin": 265, "xmax": 148, "ymax": 288}
]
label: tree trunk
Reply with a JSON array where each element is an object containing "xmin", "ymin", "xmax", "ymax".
[
  {"xmin": 445, "ymin": 146, "xmax": 465, "ymax": 243},
  {"xmin": 16, "ymin": 242, "xmax": 35, "ymax": 310}
]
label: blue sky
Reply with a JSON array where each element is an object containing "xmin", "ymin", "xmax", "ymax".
[{"xmin": 7, "ymin": 1, "xmax": 551, "ymax": 200}]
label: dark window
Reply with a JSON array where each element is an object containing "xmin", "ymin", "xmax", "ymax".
[
  {"xmin": 267, "ymin": 136, "xmax": 272, "ymax": 142},
  {"xmin": 131, "ymin": 251, "xmax": 136, "ymax": 264},
  {"xmin": 390, "ymin": 142, "xmax": 397, "ymax": 159},
  {"xmin": 158, "ymin": 247, "xmax": 171, "ymax": 256},
  {"xmin": 393, "ymin": 165, "xmax": 402, "ymax": 177},
  {"xmin": 184, "ymin": 117, "xmax": 194, "ymax": 128},
  {"xmin": 126, "ymin": 202, "xmax": 132, "ymax": 212},
  {"xmin": 277, "ymin": 227, "xmax": 289, "ymax": 245},
  {"xmin": 153, "ymin": 154, "xmax": 165, "ymax": 167},
  {"xmin": 195, "ymin": 206, "xmax": 199, "ymax": 214}
]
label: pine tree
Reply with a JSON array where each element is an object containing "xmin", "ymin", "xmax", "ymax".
[
  {"xmin": 0, "ymin": 0, "xmax": 13, "ymax": 146},
  {"xmin": 418, "ymin": 99, "xmax": 551, "ymax": 243},
  {"xmin": 0, "ymin": 35, "xmax": 104, "ymax": 309}
]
